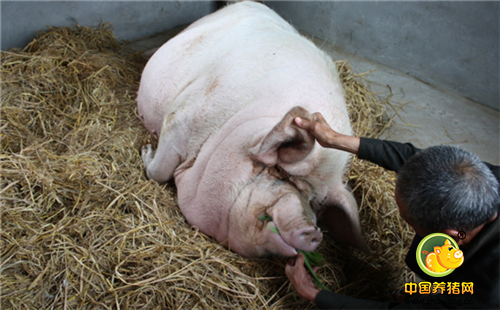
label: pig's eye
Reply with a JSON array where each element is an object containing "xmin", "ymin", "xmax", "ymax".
[{"xmin": 448, "ymin": 247, "xmax": 454, "ymax": 251}]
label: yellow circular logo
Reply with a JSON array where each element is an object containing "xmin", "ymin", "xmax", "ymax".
[{"xmin": 416, "ymin": 233, "xmax": 464, "ymax": 277}]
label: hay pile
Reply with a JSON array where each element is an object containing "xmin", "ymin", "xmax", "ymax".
[{"xmin": 1, "ymin": 25, "xmax": 414, "ymax": 309}]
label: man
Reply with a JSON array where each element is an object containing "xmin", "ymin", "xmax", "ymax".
[{"xmin": 285, "ymin": 113, "xmax": 499, "ymax": 309}]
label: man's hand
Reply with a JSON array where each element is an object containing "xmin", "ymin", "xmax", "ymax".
[
  {"xmin": 285, "ymin": 253, "xmax": 321, "ymax": 302},
  {"xmin": 294, "ymin": 113, "xmax": 337, "ymax": 148},
  {"xmin": 294, "ymin": 112, "xmax": 361, "ymax": 155}
]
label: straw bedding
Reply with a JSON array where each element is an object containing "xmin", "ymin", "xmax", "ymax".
[{"xmin": 1, "ymin": 25, "xmax": 414, "ymax": 309}]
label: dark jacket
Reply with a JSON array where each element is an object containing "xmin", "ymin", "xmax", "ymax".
[{"xmin": 315, "ymin": 138, "xmax": 500, "ymax": 309}]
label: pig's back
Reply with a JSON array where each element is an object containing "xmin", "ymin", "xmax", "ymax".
[
  {"xmin": 137, "ymin": 1, "xmax": 348, "ymax": 153},
  {"xmin": 137, "ymin": 2, "xmax": 342, "ymax": 135}
]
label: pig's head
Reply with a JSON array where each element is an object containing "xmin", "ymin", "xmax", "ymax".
[
  {"xmin": 226, "ymin": 165, "xmax": 323, "ymax": 257},
  {"xmin": 434, "ymin": 239, "xmax": 464, "ymax": 269},
  {"xmin": 224, "ymin": 107, "xmax": 324, "ymax": 257}
]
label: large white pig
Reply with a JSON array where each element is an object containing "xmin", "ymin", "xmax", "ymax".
[{"xmin": 137, "ymin": 1, "xmax": 366, "ymax": 257}]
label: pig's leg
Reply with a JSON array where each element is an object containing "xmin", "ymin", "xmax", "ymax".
[
  {"xmin": 317, "ymin": 183, "xmax": 368, "ymax": 253},
  {"xmin": 142, "ymin": 126, "xmax": 181, "ymax": 184}
]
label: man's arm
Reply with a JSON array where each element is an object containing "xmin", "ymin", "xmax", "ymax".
[
  {"xmin": 294, "ymin": 114, "xmax": 420, "ymax": 172},
  {"xmin": 315, "ymin": 289, "xmax": 480, "ymax": 309},
  {"xmin": 357, "ymin": 138, "xmax": 420, "ymax": 173},
  {"xmin": 315, "ymin": 290, "xmax": 395, "ymax": 309}
]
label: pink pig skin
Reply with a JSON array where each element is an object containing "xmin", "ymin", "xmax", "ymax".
[{"xmin": 137, "ymin": 1, "xmax": 367, "ymax": 257}]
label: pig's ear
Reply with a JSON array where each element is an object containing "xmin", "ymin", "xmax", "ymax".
[
  {"xmin": 435, "ymin": 247, "xmax": 442, "ymax": 255},
  {"xmin": 318, "ymin": 184, "xmax": 369, "ymax": 253},
  {"xmin": 249, "ymin": 106, "xmax": 315, "ymax": 166}
]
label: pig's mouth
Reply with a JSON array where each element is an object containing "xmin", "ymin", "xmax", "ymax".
[
  {"xmin": 443, "ymin": 256, "xmax": 463, "ymax": 266},
  {"xmin": 263, "ymin": 210, "xmax": 322, "ymax": 256},
  {"xmin": 266, "ymin": 221, "xmax": 298, "ymax": 257}
]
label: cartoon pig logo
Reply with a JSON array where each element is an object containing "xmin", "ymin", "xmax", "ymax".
[
  {"xmin": 416, "ymin": 233, "xmax": 465, "ymax": 277},
  {"xmin": 425, "ymin": 239, "xmax": 464, "ymax": 273}
]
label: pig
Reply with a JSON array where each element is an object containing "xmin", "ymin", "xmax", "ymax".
[
  {"xmin": 425, "ymin": 239, "xmax": 464, "ymax": 272},
  {"xmin": 137, "ymin": 1, "xmax": 366, "ymax": 257}
]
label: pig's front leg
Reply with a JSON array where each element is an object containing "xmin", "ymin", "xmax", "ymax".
[{"xmin": 142, "ymin": 141, "xmax": 180, "ymax": 184}]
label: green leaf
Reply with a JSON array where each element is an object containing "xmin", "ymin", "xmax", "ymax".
[
  {"xmin": 258, "ymin": 214, "xmax": 273, "ymax": 221},
  {"xmin": 257, "ymin": 214, "xmax": 329, "ymax": 290},
  {"xmin": 297, "ymin": 249, "xmax": 330, "ymax": 291},
  {"xmin": 300, "ymin": 250, "xmax": 326, "ymax": 267},
  {"xmin": 258, "ymin": 215, "xmax": 280, "ymax": 234},
  {"xmin": 269, "ymin": 225, "xmax": 281, "ymax": 235}
]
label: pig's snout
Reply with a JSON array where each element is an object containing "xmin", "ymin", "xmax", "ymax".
[
  {"xmin": 454, "ymin": 250, "xmax": 463, "ymax": 259},
  {"xmin": 290, "ymin": 226, "xmax": 322, "ymax": 252}
]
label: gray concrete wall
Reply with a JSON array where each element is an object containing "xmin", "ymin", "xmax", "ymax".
[
  {"xmin": 1, "ymin": 1, "xmax": 215, "ymax": 50},
  {"xmin": 266, "ymin": 1, "xmax": 499, "ymax": 110},
  {"xmin": 2, "ymin": 1, "xmax": 498, "ymax": 110}
]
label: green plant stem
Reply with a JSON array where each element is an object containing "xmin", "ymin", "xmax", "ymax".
[{"xmin": 297, "ymin": 250, "xmax": 330, "ymax": 291}]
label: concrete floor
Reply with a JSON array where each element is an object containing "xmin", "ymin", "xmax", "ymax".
[
  {"xmin": 128, "ymin": 27, "xmax": 500, "ymax": 165},
  {"xmin": 313, "ymin": 37, "xmax": 500, "ymax": 166}
]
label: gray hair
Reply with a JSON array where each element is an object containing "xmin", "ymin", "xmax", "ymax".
[{"xmin": 396, "ymin": 145, "xmax": 499, "ymax": 232}]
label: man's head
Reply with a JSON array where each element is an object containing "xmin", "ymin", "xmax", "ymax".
[{"xmin": 395, "ymin": 145, "xmax": 499, "ymax": 236}]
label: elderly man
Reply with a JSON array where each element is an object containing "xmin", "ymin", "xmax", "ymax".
[{"xmin": 286, "ymin": 113, "xmax": 499, "ymax": 309}]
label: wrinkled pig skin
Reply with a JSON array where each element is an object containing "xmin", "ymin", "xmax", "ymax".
[{"xmin": 137, "ymin": 1, "xmax": 366, "ymax": 257}]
